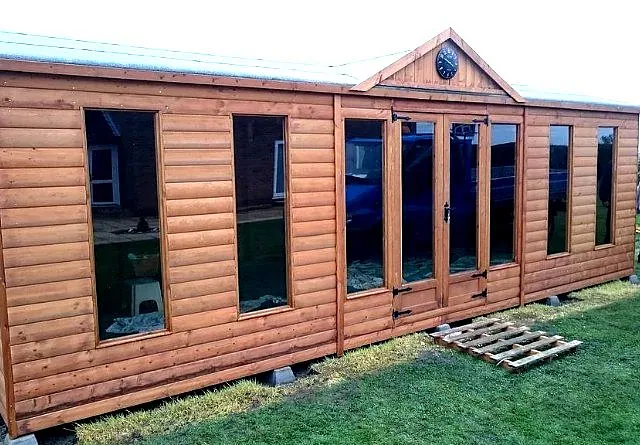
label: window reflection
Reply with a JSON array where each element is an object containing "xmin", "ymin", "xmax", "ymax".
[
  {"xmin": 490, "ymin": 124, "xmax": 517, "ymax": 266},
  {"xmin": 234, "ymin": 116, "xmax": 288, "ymax": 313},
  {"xmin": 401, "ymin": 121, "xmax": 434, "ymax": 282},
  {"xmin": 548, "ymin": 125, "xmax": 570, "ymax": 255},
  {"xmin": 449, "ymin": 123, "xmax": 478, "ymax": 273},
  {"xmin": 596, "ymin": 127, "xmax": 615, "ymax": 245},
  {"xmin": 345, "ymin": 119, "xmax": 384, "ymax": 293},
  {"xmin": 85, "ymin": 110, "xmax": 165, "ymax": 341}
]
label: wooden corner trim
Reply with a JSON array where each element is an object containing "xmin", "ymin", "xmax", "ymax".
[{"xmin": 0, "ymin": 226, "xmax": 18, "ymax": 436}]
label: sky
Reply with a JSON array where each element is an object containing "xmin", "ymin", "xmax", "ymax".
[{"xmin": 1, "ymin": 0, "xmax": 640, "ymax": 106}]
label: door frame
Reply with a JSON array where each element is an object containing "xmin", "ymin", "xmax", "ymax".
[
  {"xmin": 442, "ymin": 114, "xmax": 490, "ymax": 308},
  {"xmin": 388, "ymin": 112, "xmax": 444, "ymax": 323}
]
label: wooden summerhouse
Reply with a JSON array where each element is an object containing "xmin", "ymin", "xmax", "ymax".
[{"xmin": 0, "ymin": 28, "xmax": 637, "ymax": 437}]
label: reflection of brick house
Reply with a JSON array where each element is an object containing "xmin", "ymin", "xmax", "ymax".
[
  {"xmin": 233, "ymin": 116, "xmax": 284, "ymax": 211},
  {"xmin": 85, "ymin": 110, "xmax": 158, "ymax": 217}
]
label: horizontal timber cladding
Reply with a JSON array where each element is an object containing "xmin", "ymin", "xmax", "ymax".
[
  {"xmin": 522, "ymin": 108, "xmax": 638, "ymax": 302},
  {"xmin": 0, "ymin": 71, "xmax": 337, "ymax": 435},
  {"xmin": 0, "ymin": 68, "xmax": 638, "ymax": 437}
]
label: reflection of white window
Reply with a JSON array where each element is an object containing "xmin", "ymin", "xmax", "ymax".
[
  {"xmin": 273, "ymin": 140, "xmax": 285, "ymax": 200},
  {"xmin": 89, "ymin": 145, "xmax": 120, "ymax": 206},
  {"xmin": 345, "ymin": 141, "xmax": 382, "ymax": 179}
]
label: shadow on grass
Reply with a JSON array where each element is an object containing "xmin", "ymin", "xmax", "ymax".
[{"xmin": 132, "ymin": 292, "xmax": 640, "ymax": 445}]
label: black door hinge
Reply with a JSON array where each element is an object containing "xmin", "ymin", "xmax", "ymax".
[
  {"xmin": 471, "ymin": 270, "xmax": 487, "ymax": 279},
  {"xmin": 472, "ymin": 116, "xmax": 489, "ymax": 125},
  {"xmin": 392, "ymin": 286, "xmax": 413, "ymax": 296},
  {"xmin": 391, "ymin": 109, "xmax": 411, "ymax": 122},
  {"xmin": 392, "ymin": 309, "xmax": 413, "ymax": 319},
  {"xmin": 471, "ymin": 289, "xmax": 487, "ymax": 299},
  {"xmin": 443, "ymin": 202, "xmax": 450, "ymax": 223}
]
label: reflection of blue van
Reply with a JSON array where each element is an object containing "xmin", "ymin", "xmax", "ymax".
[
  {"xmin": 345, "ymin": 135, "xmax": 567, "ymax": 237},
  {"xmin": 345, "ymin": 133, "xmax": 477, "ymax": 238}
]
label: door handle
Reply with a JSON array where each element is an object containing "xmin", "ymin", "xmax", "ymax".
[{"xmin": 443, "ymin": 202, "xmax": 450, "ymax": 223}]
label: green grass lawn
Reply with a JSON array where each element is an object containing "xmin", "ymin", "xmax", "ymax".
[
  {"xmin": 635, "ymin": 214, "xmax": 640, "ymax": 275},
  {"xmin": 77, "ymin": 279, "xmax": 640, "ymax": 445}
]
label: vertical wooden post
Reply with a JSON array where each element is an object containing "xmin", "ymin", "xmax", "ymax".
[
  {"xmin": 518, "ymin": 107, "xmax": 528, "ymax": 306},
  {"xmin": 0, "ymin": 228, "xmax": 18, "ymax": 437},
  {"xmin": 478, "ymin": 120, "xmax": 490, "ymax": 290},
  {"xmin": 387, "ymin": 115, "xmax": 401, "ymax": 289},
  {"xmin": 333, "ymin": 95, "xmax": 345, "ymax": 357},
  {"xmin": 441, "ymin": 116, "xmax": 451, "ymax": 308},
  {"xmin": 155, "ymin": 112, "xmax": 172, "ymax": 328},
  {"xmin": 434, "ymin": 115, "xmax": 445, "ymax": 310}
]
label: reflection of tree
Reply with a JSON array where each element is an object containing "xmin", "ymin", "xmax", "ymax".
[
  {"xmin": 599, "ymin": 134, "xmax": 614, "ymax": 145},
  {"xmin": 597, "ymin": 133, "xmax": 614, "ymax": 244}
]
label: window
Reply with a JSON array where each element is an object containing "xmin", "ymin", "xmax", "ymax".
[
  {"xmin": 490, "ymin": 124, "xmax": 517, "ymax": 266},
  {"xmin": 596, "ymin": 127, "xmax": 615, "ymax": 245},
  {"xmin": 548, "ymin": 125, "xmax": 571, "ymax": 255},
  {"xmin": 89, "ymin": 145, "xmax": 120, "ymax": 205},
  {"xmin": 345, "ymin": 119, "xmax": 384, "ymax": 293},
  {"xmin": 85, "ymin": 110, "xmax": 165, "ymax": 341},
  {"xmin": 401, "ymin": 121, "xmax": 434, "ymax": 282},
  {"xmin": 233, "ymin": 116, "xmax": 289, "ymax": 313}
]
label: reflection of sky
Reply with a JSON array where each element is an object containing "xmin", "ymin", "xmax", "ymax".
[
  {"xmin": 415, "ymin": 122, "xmax": 434, "ymax": 135},
  {"xmin": 491, "ymin": 124, "xmax": 517, "ymax": 145},
  {"xmin": 550, "ymin": 126, "xmax": 569, "ymax": 145}
]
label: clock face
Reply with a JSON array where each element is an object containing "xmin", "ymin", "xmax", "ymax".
[{"xmin": 436, "ymin": 47, "xmax": 458, "ymax": 80}]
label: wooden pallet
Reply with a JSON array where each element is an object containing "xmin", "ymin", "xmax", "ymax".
[{"xmin": 430, "ymin": 318, "xmax": 582, "ymax": 373}]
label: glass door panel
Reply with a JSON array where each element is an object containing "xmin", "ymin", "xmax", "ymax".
[
  {"xmin": 345, "ymin": 119, "xmax": 385, "ymax": 294},
  {"xmin": 401, "ymin": 121, "xmax": 435, "ymax": 283},
  {"xmin": 448, "ymin": 123, "xmax": 479, "ymax": 274}
]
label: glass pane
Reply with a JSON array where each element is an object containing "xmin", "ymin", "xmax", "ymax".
[
  {"xmin": 548, "ymin": 126, "xmax": 570, "ymax": 255},
  {"xmin": 85, "ymin": 110, "xmax": 165, "ymax": 341},
  {"xmin": 490, "ymin": 124, "xmax": 517, "ymax": 266},
  {"xmin": 449, "ymin": 123, "xmax": 478, "ymax": 273},
  {"xmin": 91, "ymin": 149, "xmax": 113, "ymax": 180},
  {"xmin": 596, "ymin": 127, "xmax": 614, "ymax": 245},
  {"xmin": 92, "ymin": 182, "xmax": 114, "ymax": 203},
  {"xmin": 402, "ymin": 121, "xmax": 434, "ymax": 282},
  {"xmin": 345, "ymin": 119, "xmax": 384, "ymax": 293},
  {"xmin": 234, "ymin": 116, "xmax": 288, "ymax": 313}
]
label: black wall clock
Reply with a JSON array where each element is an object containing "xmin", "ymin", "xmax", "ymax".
[{"xmin": 436, "ymin": 47, "xmax": 458, "ymax": 80}]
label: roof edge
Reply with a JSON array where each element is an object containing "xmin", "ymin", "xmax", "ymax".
[{"xmin": 2, "ymin": 58, "xmax": 639, "ymax": 114}]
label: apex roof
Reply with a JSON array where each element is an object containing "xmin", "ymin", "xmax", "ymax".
[
  {"xmin": 0, "ymin": 27, "xmax": 637, "ymax": 111},
  {"xmin": 351, "ymin": 28, "xmax": 524, "ymax": 103}
]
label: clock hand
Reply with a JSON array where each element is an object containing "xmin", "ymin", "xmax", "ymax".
[{"xmin": 443, "ymin": 58, "xmax": 455, "ymax": 68}]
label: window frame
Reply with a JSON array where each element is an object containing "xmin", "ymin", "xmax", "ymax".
[
  {"xmin": 400, "ymin": 119, "xmax": 437, "ymax": 285},
  {"xmin": 272, "ymin": 139, "xmax": 285, "ymax": 200},
  {"xmin": 343, "ymin": 117, "xmax": 389, "ymax": 299},
  {"xmin": 83, "ymin": 108, "xmax": 170, "ymax": 347},
  {"xmin": 546, "ymin": 124, "xmax": 573, "ymax": 257},
  {"xmin": 88, "ymin": 144, "xmax": 120, "ymax": 206},
  {"xmin": 232, "ymin": 114, "xmax": 293, "ymax": 319}
]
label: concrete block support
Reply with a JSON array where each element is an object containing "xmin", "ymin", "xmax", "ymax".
[
  {"xmin": 267, "ymin": 366, "xmax": 295, "ymax": 386},
  {"xmin": 3, "ymin": 434, "xmax": 38, "ymax": 445}
]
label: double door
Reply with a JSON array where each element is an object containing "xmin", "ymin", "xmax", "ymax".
[{"xmin": 389, "ymin": 113, "xmax": 489, "ymax": 324}]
